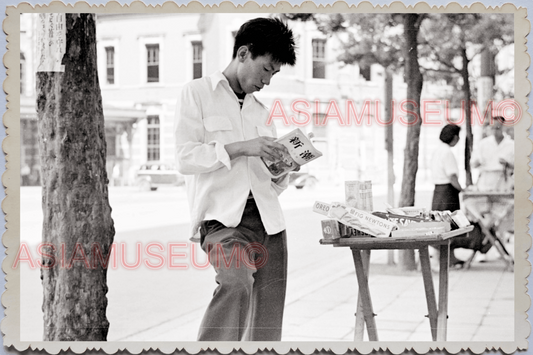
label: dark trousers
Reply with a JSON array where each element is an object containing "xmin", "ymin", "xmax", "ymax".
[
  {"xmin": 431, "ymin": 183, "xmax": 460, "ymax": 212},
  {"xmin": 197, "ymin": 198, "xmax": 287, "ymax": 341}
]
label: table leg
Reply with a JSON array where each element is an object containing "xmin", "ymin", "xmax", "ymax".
[
  {"xmin": 465, "ymin": 206, "xmax": 514, "ymax": 270},
  {"xmin": 354, "ymin": 250, "xmax": 371, "ymax": 341},
  {"xmin": 475, "ymin": 219, "xmax": 514, "ymax": 270},
  {"xmin": 437, "ymin": 242, "xmax": 449, "ymax": 341},
  {"xmin": 352, "ymin": 249, "xmax": 378, "ymax": 341},
  {"xmin": 464, "ymin": 250, "xmax": 477, "ymax": 270},
  {"xmin": 354, "ymin": 291, "xmax": 365, "ymax": 341},
  {"xmin": 419, "ymin": 246, "xmax": 438, "ymax": 341}
]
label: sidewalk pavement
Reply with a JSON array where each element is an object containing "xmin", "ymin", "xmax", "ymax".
[
  {"xmin": 19, "ymin": 184, "xmax": 516, "ymax": 343},
  {"xmin": 113, "ymin": 184, "xmax": 515, "ymax": 343},
  {"xmin": 118, "ymin": 246, "xmax": 514, "ymax": 342},
  {"xmin": 282, "ymin": 249, "xmax": 515, "ymax": 342}
]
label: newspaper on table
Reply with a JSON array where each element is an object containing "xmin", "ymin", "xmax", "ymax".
[
  {"xmin": 385, "ymin": 205, "xmax": 428, "ymax": 217},
  {"xmin": 391, "ymin": 221, "xmax": 450, "ymax": 238},
  {"xmin": 261, "ymin": 128, "xmax": 323, "ymax": 177},
  {"xmin": 313, "ymin": 201, "xmax": 397, "ymax": 238}
]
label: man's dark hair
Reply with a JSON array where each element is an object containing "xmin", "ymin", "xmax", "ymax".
[
  {"xmin": 493, "ymin": 116, "xmax": 506, "ymax": 124},
  {"xmin": 232, "ymin": 17, "xmax": 297, "ymax": 66},
  {"xmin": 440, "ymin": 124, "xmax": 461, "ymax": 145}
]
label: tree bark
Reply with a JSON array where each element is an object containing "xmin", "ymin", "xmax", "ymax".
[
  {"xmin": 384, "ymin": 69, "xmax": 395, "ymax": 266},
  {"xmin": 399, "ymin": 14, "xmax": 423, "ymax": 208},
  {"xmin": 461, "ymin": 45, "xmax": 474, "ymax": 186},
  {"xmin": 398, "ymin": 14, "xmax": 424, "ymax": 271},
  {"xmin": 36, "ymin": 14, "xmax": 114, "ymax": 341}
]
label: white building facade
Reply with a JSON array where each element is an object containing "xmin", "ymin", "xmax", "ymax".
[{"xmin": 20, "ymin": 12, "xmax": 514, "ymax": 194}]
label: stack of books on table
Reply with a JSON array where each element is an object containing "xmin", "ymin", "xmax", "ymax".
[{"xmin": 314, "ymin": 181, "xmax": 471, "ymax": 241}]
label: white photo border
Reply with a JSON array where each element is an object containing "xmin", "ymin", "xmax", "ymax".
[{"xmin": 2, "ymin": 1, "xmax": 531, "ymax": 354}]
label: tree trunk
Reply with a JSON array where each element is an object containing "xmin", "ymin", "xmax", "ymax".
[
  {"xmin": 384, "ymin": 68, "xmax": 394, "ymax": 208},
  {"xmin": 399, "ymin": 14, "xmax": 423, "ymax": 208},
  {"xmin": 384, "ymin": 68, "xmax": 395, "ymax": 266},
  {"xmin": 398, "ymin": 14, "xmax": 424, "ymax": 271},
  {"xmin": 461, "ymin": 45, "xmax": 474, "ymax": 186},
  {"xmin": 36, "ymin": 13, "xmax": 114, "ymax": 341}
]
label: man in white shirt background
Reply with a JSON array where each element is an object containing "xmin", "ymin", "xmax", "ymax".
[
  {"xmin": 174, "ymin": 17, "xmax": 297, "ymax": 341},
  {"xmin": 471, "ymin": 116, "xmax": 514, "ymax": 192},
  {"xmin": 470, "ymin": 116, "xmax": 515, "ymax": 260}
]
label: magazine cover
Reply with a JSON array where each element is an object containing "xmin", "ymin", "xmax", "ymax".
[{"xmin": 262, "ymin": 128, "xmax": 323, "ymax": 176}]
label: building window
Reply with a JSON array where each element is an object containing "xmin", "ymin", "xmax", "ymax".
[
  {"xmin": 105, "ymin": 127, "xmax": 117, "ymax": 158},
  {"xmin": 21, "ymin": 118, "xmax": 38, "ymax": 158},
  {"xmin": 21, "ymin": 119, "xmax": 40, "ymax": 186},
  {"xmin": 147, "ymin": 115, "xmax": 160, "ymax": 161},
  {"xmin": 20, "ymin": 53, "xmax": 25, "ymax": 94},
  {"xmin": 312, "ymin": 39, "xmax": 326, "ymax": 79},
  {"xmin": 105, "ymin": 47, "xmax": 115, "ymax": 84},
  {"xmin": 146, "ymin": 44, "xmax": 159, "ymax": 83},
  {"xmin": 192, "ymin": 41, "xmax": 203, "ymax": 79}
]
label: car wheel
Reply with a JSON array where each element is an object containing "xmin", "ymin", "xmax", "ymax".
[{"xmin": 304, "ymin": 177, "xmax": 318, "ymax": 189}]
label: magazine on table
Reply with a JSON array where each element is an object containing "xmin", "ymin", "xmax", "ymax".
[{"xmin": 261, "ymin": 128, "xmax": 323, "ymax": 177}]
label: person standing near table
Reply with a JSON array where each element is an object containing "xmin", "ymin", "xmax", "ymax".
[
  {"xmin": 430, "ymin": 124, "xmax": 464, "ymax": 265},
  {"xmin": 471, "ymin": 116, "xmax": 514, "ymax": 191},
  {"xmin": 174, "ymin": 17, "xmax": 297, "ymax": 341}
]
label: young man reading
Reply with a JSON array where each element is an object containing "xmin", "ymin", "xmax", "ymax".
[{"xmin": 174, "ymin": 17, "xmax": 297, "ymax": 341}]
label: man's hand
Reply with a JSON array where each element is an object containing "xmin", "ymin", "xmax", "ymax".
[
  {"xmin": 499, "ymin": 158, "xmax": 514, "ymax": 169},
  {"xmin": 225, "ymin": 137, "xmax": 289, "ymax": 161}
]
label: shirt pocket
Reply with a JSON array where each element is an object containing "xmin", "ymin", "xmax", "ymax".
[
  {"xmin": 256, "ymin": 126, "xmax": 275, "ymax": 138},
  {"xmin": 203, "ymin": 116, "xmax": 233, "ymax": 143}
]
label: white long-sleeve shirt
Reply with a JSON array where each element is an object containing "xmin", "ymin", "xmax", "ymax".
[
  {"xmin": 471, "ymin": 134, "xmax": 514, "ymax": 191},
  {"xmin": 174, "ymin": 71, "xmax": 288, "ymax": 238},
  {"xmin": 471, "ymin": 134, "xmax": 514, "ymax": 172}
]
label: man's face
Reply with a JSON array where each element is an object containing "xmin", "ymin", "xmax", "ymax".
[
  {"xmin": 449, "ymin": 135, "xmax": 460, "ymax": 147},
  {"xmin": 236, "ymin": 50, "xmax": 281, "ymax": 94},
  {"xmin": 491, "ymin": 121, "xmax": 504, "ymax": 139}
]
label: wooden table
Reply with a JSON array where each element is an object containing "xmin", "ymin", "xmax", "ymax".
[
  {"xmin": 461, "ymin": 191, "xmax": 514, "ymax": 270},
  {"xmin": 320, "ymin": 226, "xmax": 474, "ymax": 342}
]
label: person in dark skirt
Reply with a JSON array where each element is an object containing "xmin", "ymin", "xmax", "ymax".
[{"xmin": 430, "ymin": 124, "xmax": 464, "ymax": 265}]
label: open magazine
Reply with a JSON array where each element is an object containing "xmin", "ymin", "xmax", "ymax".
[{"xmin": 261, "ymin": 128, "xmax": 323, "ymax": 177}]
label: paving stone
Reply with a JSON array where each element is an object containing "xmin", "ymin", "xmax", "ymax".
[{"xmin": 471, "ymin": 325, "xmax": 515, "ymax": 342}]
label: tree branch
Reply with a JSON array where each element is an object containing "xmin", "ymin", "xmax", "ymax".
[
  {"xmin": 414, "ymin": 14, "xmax": 427, "ymax": 29},
  {"xmin": 420, "ymin": 66, "xmax": 458, "ymax": 74},
  {"xmin": 420, "ymin": 39, "xmax": 458, "ymax": 71}
]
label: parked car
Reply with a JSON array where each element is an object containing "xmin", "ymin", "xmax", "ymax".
[
  {"xmin": 288, "ymin": 172, "xmax": 318, "ymax": 189},
  {"xmin": 135, "ymin": 163, "xmax": 185, "ymax": 191}
]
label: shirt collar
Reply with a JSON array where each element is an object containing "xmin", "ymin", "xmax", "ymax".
[
  {"xmin": 209, "ymin": 71, "xmax": 228, "ymax": 92},
  {"xmin": 488, "ymin": 133, "xmax": 511, "ymax": 144},
  {"xmin": 209, "ymin": 71, "xmax": 257, "ymax": 108}
]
